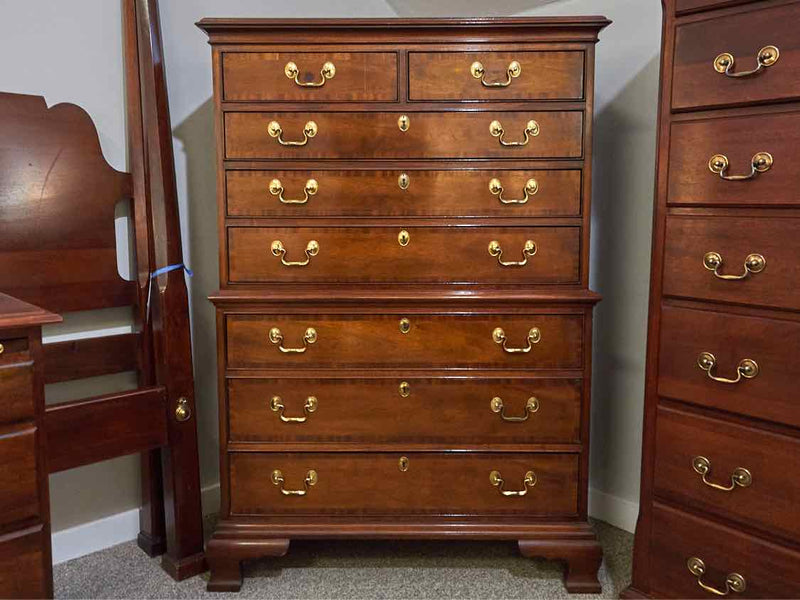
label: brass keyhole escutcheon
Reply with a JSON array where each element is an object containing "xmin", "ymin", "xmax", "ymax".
[
  {"xmin": 399, "ymin": 381, "xmax": 411, "ymax": 397},
  {"xmin": 398, "ymin": 230, "xmax": 410, "ymax": 247},
  {"xmin": 398, "ymin": 173, "xmax": 410, "ymax": 190},
  {"xmin": 399, "ymin": 318, "xmax": 411, "ymax": 334},
  {"xmin": 398, "ymin": 115, "xmax": 410, "ymax": 132},
  {"xmin": 175, "ymin": 397, "xmax": 191, "ymax": 422},
  {"xmin": 399, "ymin": 456, "xmax": 409, "ymax": 472}
]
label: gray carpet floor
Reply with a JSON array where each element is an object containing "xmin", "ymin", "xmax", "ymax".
[{"xmin": 54, "ymin": 519, "xmax": 632, "ymax": 599}]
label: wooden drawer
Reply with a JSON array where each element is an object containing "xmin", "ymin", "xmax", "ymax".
[
  {"xmin": 674, "ymin": 0, "xmax": 760, "ymax": 15},
  {"xmin": 672, "ymin": 2, "xmax": 800, "ymax": 111},
  {"xmin": 225, "ymin": 313, "xmax": 584, "ymax": 370},
  {"xmin": 0, "ymin": 363, "xmax": 34, "ymax": 424},
  {"xmin": 0, "ymin": 526, "xmax": 48, "ymax": 600},
  {"xmin": 226, "ymin": 168, "xmax": 582, "ymax": 218},
  {"xmin": 0, "ymin": 336, "xmax": 29, "ymax": 365},
  {"xmin": 408, "ymin": 51, "xmax": 584, "ymax": 101},
  {"xmin": 224, "ymin": 111, "xmax": 583, "ymax": 160},
  {"xmin": 663, "ymin": 216, "xmax": 800, "ymax": 311},
  {"xmin": 227, "ymin": 377, "xmax": 581, "ymax": 444},
  {"xmin": 654, "ymin": 404, "xmax": 800, "ymax": 541},
  {"xmin": 649, "ymin": 503, "xmax": 800, "ymax": 598},
  {"xmin": 229, "ymin": 452, "xmax": 578, "ymax": 516},
  {"xmin": 658, "ymin": 305, "xmax": 800, "ymax": 428},
  {"xmin": 668, "ymin": 110, "xmax": 800, "ymax": 208},
  {"xmin": 222, "ymin": 52, "xmax": 397, "ymax": 102},
  {"xmin": 0, "ymin": 427, "xmax": 39, "ymax": 527},
  {"xmin": 227, "ymin": 226, "xmax": 580, "ymax": 285}
]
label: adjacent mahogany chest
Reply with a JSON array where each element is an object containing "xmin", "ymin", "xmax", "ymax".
[
  {"xmin": 198, "ymin": 17, "xmax": 609, "ymax": 593},
  {"xmin": 625, "ymin": 1, "xmax": 800, "ymax": 598}
]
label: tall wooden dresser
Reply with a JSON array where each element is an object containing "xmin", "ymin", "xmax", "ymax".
[
  {"xmin": 198, "ymin": 17, "xmax": 610, "ymax": 593},
  {"xmin": 624, "ymin": 1, "xmax": 800, "ymax": 598}
]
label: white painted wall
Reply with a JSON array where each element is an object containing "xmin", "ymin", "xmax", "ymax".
[{"xmin": 0, "ymin": 0, "xmax": 661, "ymax": 546}]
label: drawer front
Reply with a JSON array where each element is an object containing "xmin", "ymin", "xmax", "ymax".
[
  {"xmin": 672, "ymin": 2, "xmax": 800, "ymax": 110},
  {"xmin": 658, "ymin": 305, "xmax": 799, "ymax": 428},
  {"xmin": 224, "ymin": 111, "xmax": 583, "ymax": 160},
  {"xmin": 222, "ymin": 52, "xmax": 398, "ymax": 102},
  {"xmin": 668, "ymin": 110, "xmax": 800, "ymax": 207},
  {"xmin": 675, "ymin": 0, "xmax": 756, "ymax": 14},
  {"xmin": 0, "ymin": 427, "xmax": 39, "ymax": 527},
  {"xmin": 663, "ymin": 216, "xmax": 800, "ymax": 311},
  {"xmin": 226, "ymin": 313, "xmax": 584, "ymax": 370},
  {"xmin": 226, "ymin": 169, "xmax": 582, "ymax": 218},
  {"xmin": 408, "ymin": 51, "xmax": 584, "ymax": 101},
  {"xmin": 228, "ymin": 226, "xmax": 580, "ymax": 285},
  {"xmin": 0, "ymin": 527, "xmax": 48, "ymax": 600},
  {"xmin": 0, "ymin": 363, "xmax": 34, "ymax": 424},
  {"xmin": 654, "ymin": 405, "xmax": 800, "ymax": 540},
  {"xmin": 0, "ymin": 337, "xmax": 29, "ymax": 365},
  {"xmin": 228, "ymin": 377, "xmax": 582, "ymax": 444},
  {"xmin": 229, "ymin": 452, "xmax": 578, "ymax": 516},
  {"xmin": 650, "ymin": 503, "xmax": 800, "ymax": 598}
]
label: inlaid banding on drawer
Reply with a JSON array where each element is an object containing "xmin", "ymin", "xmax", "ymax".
[
  {"xmin": 672, "ymin": 2, "xmax": 800, "ymax": 110},
  {"xmin": 668, "ymin": 111, "xmax": 800, "ymax": 207},
  {"xmin": 224, "ymin": 111, "xmax": 583, "ymax": 160},
  {"xmin": 228, "ymin": 226, "xmax": 580, "ymax": 284},
  {"xmin": 654, "ymin": 405, "xmax": 800, "ymax": 542},
  {"xmin": 226, "ymin": 169, "xmax": 582, "ymax": 218},
  {"xmin": 229, "ymin": 452, "xmax": 578, "ymax": 516},
  {"xmin": 658, "ymin": 305, "xmax": 800, "ymax": 429},
  {"xmin": 409, "ymin": 51, "xmax": 584, "ymax": 101},
  {"xmin": 663, "ymin": 216, "xmax": 800, "ymax": 311},
  {"xmin": 228, "ymin": 377, "xmax": 581, "ymax": 444},
  {"xmin": 222, "ymin": 52, "xmax": 398, "ymax": 102},
  {"xmin": 225, "ymin": 313, "xmax": 584, "ymax": 370}
]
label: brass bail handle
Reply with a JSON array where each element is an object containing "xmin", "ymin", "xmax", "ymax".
[
  {"xmin": 488, "ymin": 240, "xmax": 537, "ymax": 267},
  {"xmin": 489, "ymin": 119, "xmax": 540, "ymax": 147},
  {"xmin": 490, "ymin": 396, "xmax": 539, "ymax": 422},
  {"xmin": 489, "ymin": 177, "xmax": 539, "ymax": 205},
  {"xmin": 703, "ymin": 251, "xmax": 765, "ymax": 281},
  {"xmin": 708, "ymin": 152, "xmax": 773, "ymax": 181},
  {"xmin": 269, "ymin": 178, "xmax": 318, "ymax": 204},
  {"xmin": 285, "ymin": 60, "xmax": 336, "ymax": 87},
  {"xmin": 268, "ymin": 120, "xmax": 318, "ymax": 146},
  {"xmin": 271, "ymin": 469, "xmax": 318, "ymax": 496},
  {"xmin": 691, "ymin": 456, "xmax": 752, "ymax": 492},
  {"xmin": 713, "ymin": 45, "xmax": 779, "ymax": 78},
  {"xmin": 492, "ymin": 327, "xmax": 541, "ymax": 354},
  {"xmin": 271, "ymin": 239, "xmax": 319, "ymax": 267},
  {"xmin": 697, "ymin": 352, "xmax": 759, "ymax": 385},
  {"xmin": 269, "ymin": 326, "xmax": 317, "ymax": 353},
  {"xmin": 470, "ymin": 60, "xmax": 521, "ymax": 87},
  {"xmin": 687, "ymin": 557, "xmax": 747, "ymax": 596},
  {"xmin": 270, "ymin": 395, "xmax": 318, "ymax": 423},
  {"xmin": 489, "ymin": 470, "xmax": 537, "ymax": 496}
]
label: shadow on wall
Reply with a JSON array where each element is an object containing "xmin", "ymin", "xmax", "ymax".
[
  {"xmin": 173, "ymin": 98, "xmax": 220, "ymax": 488},
  {"xmin": 385, "ymin": 0, "xmax": 560, "ymax": 17},
  {"xmin": 588, "ymin": 54, "xmax": 661, "ymax": 502}
]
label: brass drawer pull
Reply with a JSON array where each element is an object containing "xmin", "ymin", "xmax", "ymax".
[
  {"xmin": 270, "ymin": 395, "xmax": 318, "ymax": 423},
  {"xmin": 470, "ymin": 60, "xmax": 521, "ymax": 87},
  {"xmin": 488, "ymin": 240, "xmax": 537, "ymax": 267},
  {"xmin": 703, "ymin": 252, "xmax": 766, "ymax": 280},
  {"xmin": 490, "ymin": 396, "xmax": 539, "ymax": 422},
  {"xmin": 489, "ymin": 119, "xmax": 539, "ymax": 147},
  {"xmin": 692, "ymin": 456, "xmax": 752, "ymax": 492},
  {"xmin": 489, "ymin": 470, "xmax": 536, "ymax": 496},
  {"xmin": 687, "ymin": 557, "xmax": 746, "ymax": 596},
  {"xmin": 271, "ymin": 469, "xmax": 317, "ymax": 496},
  {"xmin": 708, "ymin": 152, "xmax": 773, "ymax": 181},
  {"xmin": 714, "ymin": 45, "xmax": 779, "ymax": 78},
  {"xmin": 267, "ymin": 120, "xmax": 318, "ymax": 147},
  {"xmin": 269, "ymin": 327, "xmax": 317, "ymax": 353},
  {"xmin": 269, "ymin": 178, "xmax": 318, "ymax": 204},
  {"xmin": 284, "ymin": 60, "xmax": 336, "ymax": 87},
  {"xmin": 271, "ymin": 239, "xmax": 319, "ymax": 267},
  {"xmin": 697, "ymin": 352, "xmax": 759, "ymax": 384},
  {"xmin": 492, "ymin": 327, "xmax": 541, "ymax": 354},
  {"xmin": 489, "ymin": 177, "xmax": 538, "ymax": 204}
]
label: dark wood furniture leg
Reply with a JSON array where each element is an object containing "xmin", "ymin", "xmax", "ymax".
[
  {"xmin": 519, "ymin": 527, "xmax": 602, "ymax": 594},
  {"xmin": 207, "ymin": 532, "xmax": 290, "ymax": 592}
]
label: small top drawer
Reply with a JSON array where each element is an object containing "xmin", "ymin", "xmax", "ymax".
[
  {"xmin": 222, "ymin": 52, "xmax": 398, "ymax": 102},
  {"xmin": 408, "ymin": 51, "xmax": 584, "ymax": 101},
  {"xmin": 672, "ymin": 2, "xmax": 800, "ymax": 111}
]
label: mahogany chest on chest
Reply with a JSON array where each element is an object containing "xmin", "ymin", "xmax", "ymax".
[{"xmin": 198, "ymin": 17, "xmax": 609, "ymax": 593}]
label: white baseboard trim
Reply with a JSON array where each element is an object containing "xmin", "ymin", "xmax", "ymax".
[
  {"xmin": 51, "ymin": 482, "xmax": 221, "ymax": 565},
  {"xmin": 588, "ymin": 486, "xmax": 639, "ymax": 533}
]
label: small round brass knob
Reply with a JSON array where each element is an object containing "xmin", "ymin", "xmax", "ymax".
[
  {"xmin": 305, "ymin": 179, "xmax": 319, "ymax": 196},
  {"xmin": 744, "ymin": 253, "xmax": 766, "ymax": 273},
  {"xmin": 488, "ymin": 178, "xmax": 503, "ymax": 195},
  {"xmin": 489, "ymin": 470, "xmax": 503, "ymax": 486},
  {"xmin": 304, "ymin": 327, "xmax": 318, "ymax": 344},
  {"xmin": 269, "ymin": 179, "xmax": 283, "ymax": 195},
  {"xmin": 752, "ymin": 152, "xmax": 774, "ymax": 172},
  {"xmin": 525, "ymin": 178, "xmax": 539, "ymax": 195},
  {"xmin": 507, "ymin": 60, "xmax": 522, "ymax": 78},
  {"xmin": 398, "ymin": 230, "xmax": 410, "ymax": 247},
  {"xmin": 399, "ymin": 381, "xmax": 411, "ymax": 398},
  {"xmin": 398, "ymin": 173, "xmax": 410, "ymax": 190},
  {"xmin": 321, "ymin": 61, "xmax": 336, "ymax": 79},
  {"xmin": 492, "ymin": 327, "xmax": 506, "ymax": 343},
  {"xmin": 398, "ymin": 115, "xmax": 410, "ymax": 132},
  {"xmin": 284, "ymin": 62, "xmax": 299, "ymax": 78},
  {"xmin": 713, "ymin": 53, "xmax": 734, "ymax": 73},
  {"xmin": 703, "ymin": 252, "xmax": 722, "ymax": 270},
  {"xmin": 267, "ymin": 121, "xmax": 282, "ymax": 138},
  {"xmin": 306, "ymin": 240, "xmax": 320, "ymax": 256},
  {"xmin": 488, "ymin": 240, "xmax": 502, "ymax": 257},
  {"xmin": 470, "ymin": 61, "xmax": 486, "ymax": 79},
  {"xmin": 270, "ymin": 240, "xmax": 285, "ymax": 256},
  {"xmin": 175, "ymin": 397, "xmax": 191, "ymax": 422},
  {"xmin": 697, "ymin": 352, "xmax": 716, "ymax": 371},
  {"xmin": 489, "ymin": 120, "xmax": 504, "ymax": 137},
  {"xmin": 399, "ymin": 318, "xmax": 411, "ymax": 334},
  {"xmin": 303, "ymin": 121, "xmax": 318, "ymax": 138},
  {"xmin": 758, "ymin": 45, "xmax": 779, "ymax": 67},
  {"xmin": 738, "ymin": 359, "xmax": 759, "ymax": 379},
  {"xmin": 528, "ymin": 327, "xmax": 542, "ymax": 344},
  {"xmin": 708, "ymin": 154, "xmax": 729, "ymax": 174},
  {"xmin": 525, "ymin": 120, "xmax": 540, "ymax": 137},
  {"xmin": 523, "ymin": 240, "xmax": 536, "ymax": 254}
]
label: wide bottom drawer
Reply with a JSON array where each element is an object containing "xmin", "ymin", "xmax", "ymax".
[
  {"xmin": 0, "ymin": 526, "xmax": 49, "ymax": 599},
  {"xmin": 650, "ymin": 503, "xmax": 800, "ymax": 598},
  {"xmin": 229, "ymin": 452, "xmax": 578, "ymax": 516},
  {"xmin": 228, "ymin": 377, "xmax": 582, "ymax": 444}
]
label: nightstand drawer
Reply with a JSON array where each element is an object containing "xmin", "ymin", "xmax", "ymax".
[
  {"xmin": 0, "ymin": 363, "xmax": 34, "ymax": 424},
  {"xmin": 222, "ymin": 51, "xmax": 397, "ymax": 102},
  {"xmin": 225, "ymin": 312, "xmax": 584, "ymax": 370},
  {"xmin": 654, "ymin": 404, "xmax": 800, "ymax": 541},
  {"xmin": 227, "ymin": 377, "xmax": 582, "ymax": 444},
  {"xmin": 227, "ymin": 226, "xmax": 580, "ymax": 285},
  {"xmin": 224, "ymin": 111, "xmax": 583, "ymax": 160},
  {"xmin": 408, "ymin": 51, "xmax": 584, "ymax": 101},
  {"xmin": 225, "ymin": 168, "xmax": 582, "ymax": 218},
  {"xmin": 672, "ymin": 2, "xmax": 800, "ymax": 110},
  {"xmin": 0, "ymin": 427, "xmax": 39, "ymax": 527},
  {"xmin": 0, "ymin": 526, "xmax": 48, "ymax": 599},
  {"xmin": 230, "ymin": 452, "xmax": 578, "ymax": 516}
]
